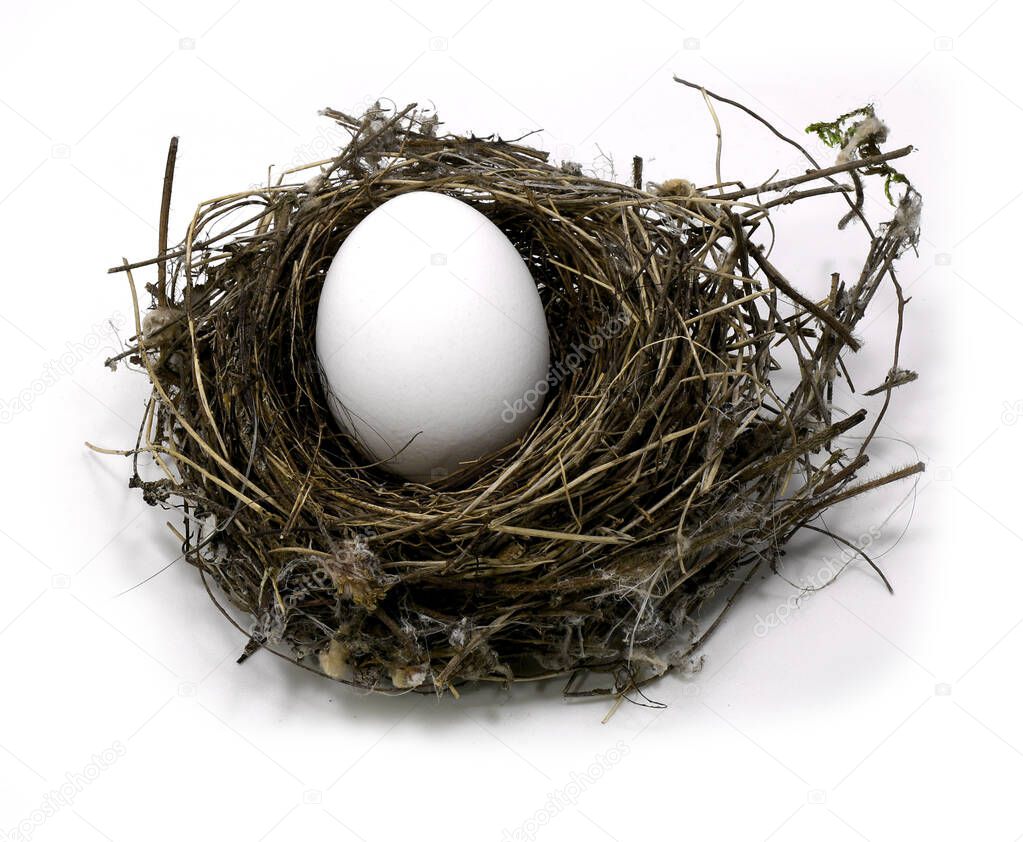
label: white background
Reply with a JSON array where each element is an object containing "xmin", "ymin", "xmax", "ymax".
[{"xmin": 1, "ymin": 1, "xmax": 1020, "ymax": 840}]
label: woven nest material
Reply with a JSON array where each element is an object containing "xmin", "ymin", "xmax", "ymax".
[{"xmin": 99, "ymin": 82, "xmax": 924, "ymax": 698}]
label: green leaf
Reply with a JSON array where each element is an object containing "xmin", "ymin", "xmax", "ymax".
[{"xmin": 806, "ymin": 104, "xmax": 911, "ymax": 206}]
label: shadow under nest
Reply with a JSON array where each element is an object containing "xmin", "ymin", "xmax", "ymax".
[{"xmin": 101, "ymin": 87, "xmax": 924, "ymax": 699}]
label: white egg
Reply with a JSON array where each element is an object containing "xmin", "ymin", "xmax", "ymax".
[{"xmin": 315, "ymin": 191, "xmax": 551, "ymax": 482}]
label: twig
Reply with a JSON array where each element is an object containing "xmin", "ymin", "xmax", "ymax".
[
  {"xmin": 157, "ymin": 136, "xmax": 179, "ymax": 306},
  {"xmin": 720, "ymin": 146, "xmax": 914, "ymax": 201}
]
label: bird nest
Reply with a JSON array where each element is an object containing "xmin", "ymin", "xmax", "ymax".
[{"xmin": 98, "ymin": 81, "xmax": 924, "ymax": 700}]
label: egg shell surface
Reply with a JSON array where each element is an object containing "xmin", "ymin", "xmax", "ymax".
[{"xmin": 315, "ymin": 190, "xmax": 551, "ymax": 481}]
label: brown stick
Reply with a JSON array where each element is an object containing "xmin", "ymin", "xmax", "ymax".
[
  {"xmin": 157, "ymin": 136, "xmax": 179, "ymax": 306},
  {"xmin": 720, "ymin": 146, "xmax": 914, "ymax": 201},
  {"xmin": 748, "ymin": 245, "xmax": 861, "ymax": 351}
]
